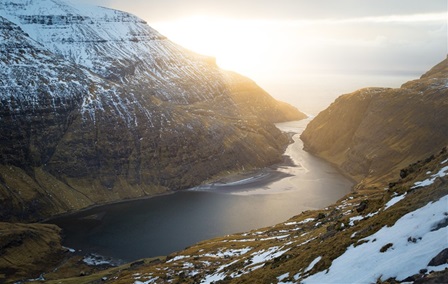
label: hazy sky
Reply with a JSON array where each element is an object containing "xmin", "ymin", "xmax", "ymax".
[
  {"xmin": 82, "ymin": 0, "xmax": 446, "ymax": 114},
  {"xmin": 89, "ymin": 0, "xmax": 445, "ymax": 22}
]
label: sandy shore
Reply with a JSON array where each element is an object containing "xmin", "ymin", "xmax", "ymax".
[{"xmin": 189, "ymin": 156, "xmax": 296, "ymax": 194}]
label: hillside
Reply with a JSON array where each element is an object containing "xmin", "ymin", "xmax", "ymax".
[
  {"xmin": 0, "ymin": 222, "xmax": 65, "ymax": 282},
  {"xmin": 301, "ymin": 57, "xmax": 448, "ymax": 186},
  {"xmin": 0, "ymin": 0, "xmax": 305, "ymax": 222}
]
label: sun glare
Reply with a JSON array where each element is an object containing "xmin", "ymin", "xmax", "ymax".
[
  {"xmin": 151, "ymin": 12, "xmax": 447, "ymax": 104},
  {"xmin": 152, "ymin": 16, "xmax": 282, "ymax": 77}
]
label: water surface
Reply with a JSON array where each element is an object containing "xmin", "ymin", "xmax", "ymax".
[{"xmin": 49, "ymin": 119, "xmax": 353, "ymax": 262}]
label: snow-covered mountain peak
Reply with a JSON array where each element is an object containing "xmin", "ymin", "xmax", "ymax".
[
  {"xmin": 0, "ymin": 0, "xmax": 153, "ymax": 32},
  {"xmin": 0, "ymin": 0, "xmax": 162, "ymax": 66},
  {"xmin": 0, "ymin": 0, "xmax": 227, "ymax": 104}
]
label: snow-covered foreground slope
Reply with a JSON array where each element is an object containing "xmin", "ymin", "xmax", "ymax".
[{"xmin": 303, "ymin": 194, "xmax": 448, "ymax": 283}]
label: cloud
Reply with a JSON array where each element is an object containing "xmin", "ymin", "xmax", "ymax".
[
  {"xmin": 92, "ymin": 0, "xmax": 447, "ymax": 23},
  {"xmin": 334, "ymin": 12, "xmax": 447, "ymax": 24}
]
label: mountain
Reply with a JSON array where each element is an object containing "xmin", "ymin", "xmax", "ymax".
[
  {"xmin": 301, "ymin": 57, "xmax": 448, "ymax": 186},
  {"xmin": 0, "ymin": 0, "xmax": 305, "ymax": 222},
  {"xmin": 4, "ymin": 1, "xmax": 447, "ymax": 283}
]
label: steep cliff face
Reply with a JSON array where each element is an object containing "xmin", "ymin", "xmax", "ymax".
[
  {"xmin": 0, "ymin": 0, "xmax": 305, "ymax": 222},
  {"xmin": 301, "ymin": 57, "xmax": 448, "ymax": 185}
]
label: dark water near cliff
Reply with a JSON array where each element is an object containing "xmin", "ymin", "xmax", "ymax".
[{"xmin": 48, "ymin": 119, "xmax": 354, "ymax": 262}]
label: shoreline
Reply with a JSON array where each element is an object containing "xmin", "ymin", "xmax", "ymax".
[
  {"xmin": 41, "ymin": 190, "xmax": 176, "ymax": 223},
  {"xmin": 44, "ymin": 159, "xmax": 295, "ymax": 223},
  {"xmin": 43, "ymin": 128, "xmax": 301, "ymax": 223},
  {"xmin": 300, "ymin": 145, "xmax": 359, "ymax": 188},
  {"xmin": 189, "ymin": 156, "xmax": 296, "ymax": 194}
]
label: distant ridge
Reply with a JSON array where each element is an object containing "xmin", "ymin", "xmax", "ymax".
[{"xmin": 301, "ymin": 56, "xmax": 448, "ymax": 186}]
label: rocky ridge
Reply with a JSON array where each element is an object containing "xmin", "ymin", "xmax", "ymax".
[
  {"xmin": 0, "ymin": 0, "xmax": 305, "ymax": 222},
  {"xmin": 301, "ymin": 57, "xmax": 448, "ymax": 186}
]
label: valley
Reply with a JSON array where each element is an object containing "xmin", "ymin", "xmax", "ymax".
[
  {"xmin": 0, "ymin": 0, "xmax": 446, "ymax": 283},
  {"xmin": 46, "ymin": 120, "xmax": 353, "ymax": 263}
]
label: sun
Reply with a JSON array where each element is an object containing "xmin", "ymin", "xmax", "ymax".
[{"xmin": 152, "ymin": 16, "xmax": 275, "ymax": 77}]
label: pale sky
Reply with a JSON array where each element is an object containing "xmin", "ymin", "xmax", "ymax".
[{"xmin": 82, "ymin": 0, "xmax": 447, "ymax": 114}]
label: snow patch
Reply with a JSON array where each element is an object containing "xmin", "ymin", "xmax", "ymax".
[
  {"xmin": 83, "ymin": 253, "xmax": 117, "ymax": 266},
  {"xmin": 62, "ymin": 246, "xmax": 76, "ymax": 253},
  {"xmin": 250, "ymin": 246, "xmax": 290, "ymax": 266},
  {"xmin": 349, "ymin": 215, "xmax": 363, "ymax": 226},
  {"xmin": 412, "ymin": 166, "xmax": 448, "ymax": 189},
  {"xmin": 203, "ymin": 247, "xmax": 252, "ymax": 258},
  {"xmin": 302, "ymin": 195, "xmax": 448, "ymax": 283},
  {"xmin": 384, "ymin": 193, "xmax": 407, "ymax": 210},
  {"xmin": 277, "ymin": 272, "xmax": 289, "ymax": 281},
  {"xmin": 304, "ymin": 256, "xmax": 322, "ymax": 273},
  {"xmin": 200, "ymin": 259, "xmax": 239, "ymax": 284},
  {"xmin": 285, "ymin": 218, "xmax": 314, "ymax": 226},
  {"xmin": 134, "ymin": 277, "xmax": 159, "ymax": 284},
  {"xmin": 167, "ymin": 255, "xmax": 190, "ymax": 263}
]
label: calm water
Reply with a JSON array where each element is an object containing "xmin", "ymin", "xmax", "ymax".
[{"xmin": 48, "ymin": 119, "xmax": 354, "ymax": 262}]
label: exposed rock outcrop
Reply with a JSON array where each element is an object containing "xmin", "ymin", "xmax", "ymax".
[{"xmin": 301, "ymin": 57, "xmax": 448, "ymax": 186}]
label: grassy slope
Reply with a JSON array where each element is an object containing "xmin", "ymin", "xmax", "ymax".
[
  {"xmin": 0, "ymin": 222, "xmax": 65, "ymax": 283},
  {"xmin": 300, "ymin": 57, "xmax": 448, "ymax": 187}
]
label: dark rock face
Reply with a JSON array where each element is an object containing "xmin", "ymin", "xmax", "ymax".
[
  {"xmin": 301, "ymin": 57, "xmax": 448, "ymax": 185},
  {"xmin": 0, "ymin": 17, "xmax": 85, "ymax": 169},
  {"xmin": 428, "ymin": 248, "xmax": 448, "ymax": 266},
  {"xmin": 0, "ymin": 1, "xmax": 305, "ymax": 222}
]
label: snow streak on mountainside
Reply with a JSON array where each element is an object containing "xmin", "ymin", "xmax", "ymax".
[{"xmin": 0, "ymin": 0, "xmax": 305, "ymax": 122}]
